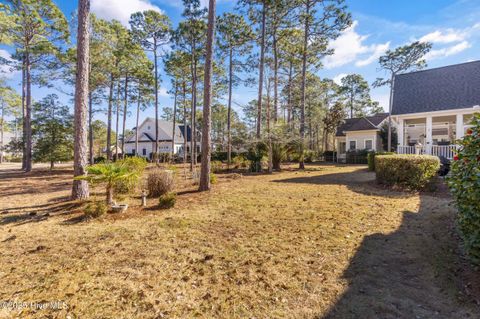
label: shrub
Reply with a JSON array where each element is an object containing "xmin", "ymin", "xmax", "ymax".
[
  {"xmin": 304, "ymin": 150, "xmax": 317, "ymax": 163},
  {"xmin": 375, "ymin": 154, "xmax": 440, "ymax": 190},
  {"xmin": 210, "ymin": 173, "xmax": 218, "ymax": 184},
  {"xmin": 147, "ymin": 169, "xmax": 174, "ymax": 197},
  {"xmin": 94, "ymin": 156, "xmax": 106, "ymax": 164},
  {"xmin": 158, "ymin": 192, "xmax": 176, "ymax": 209},
  {"xmin": 211, "ymin": 160, "xmax": 223, "ymax": 173},
  {"xmin": 368, "ymin": 151, "xmax": 395, "ymax": 171},
  {"xmin": 346, "ymin": 149, "xmax": 369, "ymax": 164},
  {"xmin": 448, "ymin": 114, "xmax": 480, "ymax": 264},
  {"xmin": 246, "ymin": 143, "xmax": 267, "ymax": 172},
  {"xmin": 84, "ymin": 201, "xmax": 108, "ymax": 218},
  {"xmin": 232, "ymin": 155, "xmax": 250, "ymax": 169}
]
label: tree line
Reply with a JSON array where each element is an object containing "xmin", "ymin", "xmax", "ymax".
[{"xmin": 0, "ymin": 0, "xmax": 432, "ymax": 194}]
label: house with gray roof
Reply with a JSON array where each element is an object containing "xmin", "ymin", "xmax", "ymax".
[
  {"xmin": 335, "ymin": 113, "xmax": 389, "ymax": 162},
  {"xmin": 124, "ymin": 117, "xmax": 197, "ymax": 159},
  {"xmin": 392, "ymin": 60, "xmax": 480, "ymax": 159}
]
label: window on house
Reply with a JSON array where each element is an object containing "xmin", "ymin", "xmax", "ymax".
[
  {"xmin": 365, "ymin": 139, "xmax": 373, "ymax": 150},
  {"xmin": 349, "ymin": 141, "xmax": 357, "ymax": 150},
  {"xmin": 142, "ymin": 148, "xmax": 147, "ymax": 156},
  {"xmin": 131, "ymin": 149, "xmax": 136, "ymax": 155}
]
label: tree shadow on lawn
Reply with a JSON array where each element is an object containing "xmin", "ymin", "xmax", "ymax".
[
  {"xmin": 271, "ymin": 169, "xmax": 410, "ymax": 198},
  {"xmin": 320, "ymin": 194, "xmax": 480, "ymax": 319},
  {"xmin": 0, "ymin": 202, "xmax": 80, "ymax": 226}
]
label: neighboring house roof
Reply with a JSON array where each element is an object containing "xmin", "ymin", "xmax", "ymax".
[
  {"xmin": 392, "ymin": 60, "xmax": 480, "ymax": 115},
  {"xmin": 125, "ymin": 118, "xmax": 193, "ymax": 143},
  {"xmin": 336, "ymin": 113, "xmax": 389, "ymax": 137}
]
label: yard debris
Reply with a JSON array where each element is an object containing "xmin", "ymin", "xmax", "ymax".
[{"xmin": 1, "ymin": 235, "xmax": 16, "ymax": 242}]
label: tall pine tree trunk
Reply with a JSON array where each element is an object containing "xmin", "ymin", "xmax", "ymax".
[
  {"xmin": 0, "ymin": 102, "xmax": 4, "ymax": 163},
  {"xmin": 71, "ymin": 0, "xmax": 90, "ymax": 200},
  {"xmin": 171, "ymin": 82, "xmax": 178, "ymax": 161},
  {"xmin": 106, "ymin": 75, "xmax": 114, "ymax": 161},
  {"xmin": 227, "ymin": 47, "xmax": 233, "ymax": 168},
  {"xmin": 190, "ymin": 43, "xmax": 197, "ymax": 172},
  {"xmin": 135, "ymin": 83, "xmax": 141, "ymax": 156},
  {"xmin": 115, "ymin": 82, "xmax": 121, "ymax": 160},
  {"xmin": 266, "ymin": 77, "xmax": 272, "ymax": 173},
  {"xmin": 121, "ymin": 75, "xmax": 129, "ymax": 156},
  {"xmin": 88, "ymin": 92, "xmax": 94, "ymax": 164},
  {"xmin": 299, "ymin": 1, "xmax": 310, "ymax": 170},
  {"xmin": 287, "ymin": 61, "xmax": 293, "ymax": 127},
  {"xmin": 25, "ymin": 53, "xmax": 32, "ymax": 172},
  {"xmin": 21, "ymin": 59, "xmax": 26, "ymax": 170},
  {"xmin": 182, "ymin": 83, "xmax": 187, "ymax": 166},
  {"xmin": 153, "ymin": 43, "xmax": 159, "ymax": 163},
  {"xmin": 273, "ymin": 30, "xmax": 278, "ymax": 123},
  {"xmin": 199, "ymin": 0, "xmax": 216, "ymax": 192},
  {"xmin": 256, "ymin": 0, "xmax": 266, "ymax": 139}
]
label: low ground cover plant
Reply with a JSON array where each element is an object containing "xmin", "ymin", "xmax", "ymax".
[
  {"xmin": 375, "ymin": 154, "xmax": 440, "ymax": 190},
  {"xmin": 158, "ymin": 192, "xmax": 176, "ymax": 209}
]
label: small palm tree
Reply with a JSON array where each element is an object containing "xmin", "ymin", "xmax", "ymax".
[{"xmin": 76, "ymin": 162, "xmax": 140, "ymax": 205}]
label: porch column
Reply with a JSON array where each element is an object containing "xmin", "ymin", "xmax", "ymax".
[
  {"xmin": 456, "ymin": 113, "xmax": 464, "ymax": 140},
  {"xmin": 397, "ymin": 118, "xmax": 404, "ymax": 148},
  {"xmin": 426, "ymin": 116, "xmax": 433, "ymax": 154}
]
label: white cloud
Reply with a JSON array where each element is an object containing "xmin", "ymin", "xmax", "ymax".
[
  {"xmin": 333, "ymin": 73, "xmax": 348, "ymax": 85},
  {"xmin": 417, "ymin": 22, "xmax": 480, "ymax": 61},
  {"xmin": 323, "ymin": 21, "xmax": 390, "ymax": 69},
  {"xmin": 159, "ymin": 87, "xmax": 169, "ymax": 97},
  {"xmin": 91, "ymin": 0, "xmax": 163, "ymax": 26},
  {"xmin": 419, "ymin": 29, "xmax": 466, "ymax": 44},
  {"xmin": 425, "ymin": 41, "xmax": 472, "ymax": 60},
  {"xmin": 355, "ymin": 42, "xmax": 390, "ymax": 67},
  {"xmin": 0, "ymin": 49, "xmax": 17, "ymax": 78}
]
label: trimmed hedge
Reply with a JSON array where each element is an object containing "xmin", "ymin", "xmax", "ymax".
[
  {"xmin": 447, "ymin": 113, "xmax": 480, "ymax": 264},
  {"xmin": 375, "ymin": 155, "xmax": 440, "ymax": 190},
  {"xmin": 367, "ymin": 151, "xmax": 395, "ymax": 171}
]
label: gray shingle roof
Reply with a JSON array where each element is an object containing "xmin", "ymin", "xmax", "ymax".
[
  {"xmin": 392, "ymin": 60, "xmax": 480, "ymax": 115},
  {"xmin": 336, "ymin": 113, "xmax": 389, "ymax": 136}
]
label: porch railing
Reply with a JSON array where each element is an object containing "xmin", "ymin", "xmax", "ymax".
[
  {"xmin": 431, "ymin": 145, "xmax": 457, "ymax": 159},
  {"xmin": 397, "ymin": 144, "xmax": 457, "ymax": 159},
  {"xmin": 397, "ymin": 145, "xmax": 416, "ymax": 155}
]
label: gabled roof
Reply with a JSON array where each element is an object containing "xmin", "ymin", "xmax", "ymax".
[
  {"xmin": 392, "ymin": 60, "xmax": 480, "ymax": 115},
  {"xmin": 336, "ymin": 113, "xmax": 389, "ymax": 136},
  {"xmin": 125, "ymin": 118, "xmax": 193, "ymax": 143}
]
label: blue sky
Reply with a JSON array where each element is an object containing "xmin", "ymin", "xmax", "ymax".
[{"xmin": 1, "ymin": 0, "xmax": 479, "ymax": 130}]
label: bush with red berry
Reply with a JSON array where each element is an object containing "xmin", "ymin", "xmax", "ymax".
[{"xmin": 448, "ymin": 113, "xmax": 480, "ymax": 264}]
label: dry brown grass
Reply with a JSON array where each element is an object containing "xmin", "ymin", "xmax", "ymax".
[{"xmin": 0, "ymin": 163, "xmax": 478, "ymax": 318}]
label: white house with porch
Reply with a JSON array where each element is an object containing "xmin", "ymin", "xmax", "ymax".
[
  {"xmin": 124, "ymin": 118, "xmax": 197, "ymax": 159},
  {"xmin": 392, "ymin": 61, "xmax": 479, "ymax": 159}
]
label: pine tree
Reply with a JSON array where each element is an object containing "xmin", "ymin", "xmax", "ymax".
[
  {"xmin": 199, "ymin": 0, "xmax": 216, "ymax": 192},
  {"xmin": 0, "ymin": 0, "xmax": 69, "ymax": 172},
  {"xmin": 217, "ymin": 13, "xmax": 254, "ymax": 167},
  {"xmin": 72, "ymin": 0, "xmax": 90, "ymax": 199},
  {"xmin": 130, "ymin": 10, "xmax": 172, "ymax": 163},
  {"xmin": 32, "ymin": 94, "xmax": 73, "ymax": 170}
]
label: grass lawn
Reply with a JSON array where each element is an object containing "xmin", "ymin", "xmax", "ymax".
[{"xmin": 0, "ymin": 163, "xmax": 478, "ymax": 318}]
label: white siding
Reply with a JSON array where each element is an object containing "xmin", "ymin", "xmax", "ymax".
[{"xmin": 345, "ymin": 131, "xmax": 380, "ymax": 151}]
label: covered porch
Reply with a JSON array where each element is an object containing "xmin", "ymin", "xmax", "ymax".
[{"xmin": 396, "ymin": 113, "xmax": 475, "ymax": 159}]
